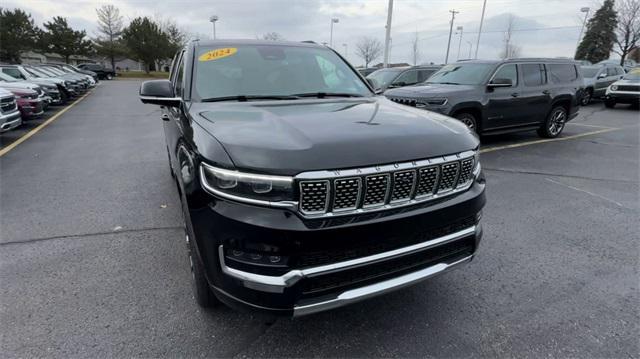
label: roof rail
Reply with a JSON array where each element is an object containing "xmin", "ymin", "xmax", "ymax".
[{"xmin": 301, "ymin": 40, "xmax": 317, "ymax": 44}]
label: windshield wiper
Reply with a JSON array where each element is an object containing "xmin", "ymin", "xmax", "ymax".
[
  {"xmin": 290, "ymin": 92, "xmax": 365, "ymax": 98},
  {"xmin": 426, "ymin": 81, "xmax": 460, "ymax": 85},
  {"xmin": 201, "ymin": 95, "xmax": 299, "ymax": 102}
]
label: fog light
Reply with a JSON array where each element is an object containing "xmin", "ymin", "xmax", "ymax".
[
  {"xmin": 269, "ymin": 256, "xmax": 281, "ymax": 263},
  {"xmin": 250, "ymin": 253, "xmax": 262, "ymax": 260},
  {"xmin": 232, "ymin": 250, "xmax": 243, "ymax": 257}
]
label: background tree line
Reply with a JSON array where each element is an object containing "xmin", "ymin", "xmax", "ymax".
[{"xmin": 0, "ymin": 5, "xmax": 188, "ymax": 72}]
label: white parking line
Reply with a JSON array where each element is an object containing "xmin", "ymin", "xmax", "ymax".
[{"xmin": 480, "ymin": 128, "xmax": 618, "ymax": 154}]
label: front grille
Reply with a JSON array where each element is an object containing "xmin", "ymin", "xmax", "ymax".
[
  {"xmin": 299, "ymin": 152, "xmax": 476, "ymax": 217},
  {"xmin": 0, "ymin": 98, "xmax": 16, "ymax": 113},
  {"xmin": 389, "ymin": 97, "xmax": 417, "ymax": 107},
  {"xmin": 617, "ymin": 85, "xmax": 640, "ymax": 92}
]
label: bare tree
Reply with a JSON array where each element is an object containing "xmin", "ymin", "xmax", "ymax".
[
  {"xmin": 411, "ymin": 31, "xmax": 421, "ymax": 65},
  {"xmin": 499, "ymin": 14, "xmax": 521, "ymax": 59},
  {"xmin": 261, "ymin": 32, "xmax": 284, "ymax": 41},
  {"xmin": 614, "ymin": 0, "xmax": 640, "ymax": 65},
  {"xmin": 355, "ymin": 36, "xmax": 383, "ymax": 68},
  {"xmin": 95, "ymin": 5, "xmax": 125, "ymax": 71}
]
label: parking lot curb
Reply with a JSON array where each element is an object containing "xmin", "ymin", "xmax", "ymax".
[{"xmin": 0, "ymin": 91, "xmax": 92, "ymax": 158}]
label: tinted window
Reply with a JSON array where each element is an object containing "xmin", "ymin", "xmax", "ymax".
[
  {"xmin": 2, "ymin": 68, "xmax": 24, "ymax": 79},
  {"xmin": 548, "ymin": 64, "xmax": 578, "ymax": 83},
  {"xmin": 606, "ymin": 67, "xmax": 617, "ymax": 76},
  {"xmin": 426, "ymin": 63, "xmax": 495, "ymax": 85},
  {"xmin": 492, "ymin": 64, "xmax": 518, "ymax": 86},
  {"xmin": 417, "ymin": 69, "xmax": 437, "ymax": 82},
  {"xmin": 521, "ymin": 64, "xmax": 546, "ymax": 86},
  {"xmin": 193, "ymin": 45, "xmax": 370, "ymax": 100},
  {"xmin": 366, "ymin": 69, "xmax": 403, "ymax": 88},
  {"xmin": 174, "ymin": 56, "xmax": 185, "ymax": 96},
  {"xmin": 394, "ymin": 70, "xmax": 419, "ymax": 85}
]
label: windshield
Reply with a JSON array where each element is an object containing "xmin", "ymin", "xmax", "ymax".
[
  {"xmin": 0, "ymin": 72, "xmax": 18, "ymax": 82},
  {"xmin": 581, "ymin": 67, "xmax": 600, "ymax": 78},
  {"xmin": 426, "ymin": 63, "xmax": 495, "ymax": 85},
  {"xmin": 366, "ymin": 69, "xmax": 402, "ymax": 88},
  {"xmin": 25, "ymin": 67, "xmax": 51, "ymax": 78},
  {"xmin": 31, "ymin": 67, "xmax": 57, "ymax": 77},
  {"xmin": 44, "ymin": 67, "xmax": 66, "ymax": 76},
  {"xmin": 622, "ymin": 70, "xmax": 640, "ymax": 81},
  {"xmin": 193, "ymin": 44, "xmax": 371, "ymax": 100}
]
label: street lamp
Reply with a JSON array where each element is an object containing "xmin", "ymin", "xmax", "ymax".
[
  {"xmin": 456, "ymin": 26, "xmax": 464, "ymax": 60},
  {"xmin": 329, "ymin": 18, "xmax": 339, "ymax": 48},
  {"xmin": 575, "ymin": 7, "xmax": 590, "ymax": 55},
  {"xmin": 342, "ymin": 43, "xmax": 348, "ymax": 59},
  {"xmin": 209, "ymin": 15, "xmax": 219, "ymax": 40}
]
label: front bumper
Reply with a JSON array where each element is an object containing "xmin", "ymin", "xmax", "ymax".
[
  {"xmin": 605, "ymin": 91, "xmax": 640, "ymax": 104},
  {"xmin": 0, "ymin": 110, "xmax": 22, "ymax": 132},
  {"xmin": 189, "ymin": 172, "xmax": 486, "ymax": 316},
  {"xmin": 17, "ymin": 98, "xmax": 44, "ymax": 118}
]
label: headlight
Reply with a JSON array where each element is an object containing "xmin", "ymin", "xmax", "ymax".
[
  {"xmin": 64, "ymin": 81, "xmax": 71, "ymax": 87},
  {"xmin": 473, "ymin": 151, "xmax": 481, "ymax": 179},
  {"xmin": 610, "ymin": 85, "xmax": 618, "ymax": 91},
  {"xmin": 416, "ymin": 98, "xmax": 448, "ymax": 107},
  {"xmin": 200, "ymin": 163, "xmax": 295, "ymax": 206}
]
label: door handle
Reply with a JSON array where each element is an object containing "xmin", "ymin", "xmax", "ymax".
[
  {"xmin": 511, "ymin": 93, "xmax": 519, "ymax": 97},
  {"xmin": 161, "ymin": 114, "xmax": 170, "ymax": 121},
  {"xmin": 542, "ymin": 90, "xmax": 550, "ymax": 95}
]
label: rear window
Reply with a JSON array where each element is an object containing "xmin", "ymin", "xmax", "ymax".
[{"xmin": 548, "ymin": 64, "xmax": 578, "ymax": 84}]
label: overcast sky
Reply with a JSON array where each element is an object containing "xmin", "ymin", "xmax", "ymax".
[{"xmin": 9, "ymin": 0, "xmax": 607, "ymax": 66}]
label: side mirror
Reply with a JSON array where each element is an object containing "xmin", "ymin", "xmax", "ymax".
[
  {"xmin": 488, "ymin": 78, "xmax": 513, "ymax": 88},
  {"xmin": 139, "ymin": 79, "xmax": 180, "ymax": 107},
  {"xmin": 366, "ymin": 78, "xmax": 384, "ymax": 94},
  {"xmin": 597, "ymin": 73, "xmax": 607, "ymax": 79}
]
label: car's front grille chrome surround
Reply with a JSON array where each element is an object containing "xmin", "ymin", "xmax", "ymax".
[{"xmin": 297, "ymin": 150, "xmax": 477, "ymax": 218}]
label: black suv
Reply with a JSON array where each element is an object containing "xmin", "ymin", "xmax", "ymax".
[
  {"xmin": 384, "ymin": 59, "xmax": 581, "ymax": 138},
  {"xmin": 139, "ymin": 40, "xmax": 485, "ymax": 316},
  {"xmin": 77, "ymin": 63, "xmax": 116, "ymax": 80},
  {"xmin": 366, "ymin": 65, "xmax": 442, "ymax": 91}
]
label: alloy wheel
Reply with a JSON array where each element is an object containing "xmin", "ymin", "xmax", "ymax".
[{"xmin": 548, "ymin": 109, "xmax": 566, "ymax": 136}]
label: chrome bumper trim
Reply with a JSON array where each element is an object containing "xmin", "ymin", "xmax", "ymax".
[
  {"xmin": 219, "ymin": 225, "xmax": 476, "ymax": 293},
  {"xmin": 293, "ymin": 254, "xmax": 473, "ymax": 316}
]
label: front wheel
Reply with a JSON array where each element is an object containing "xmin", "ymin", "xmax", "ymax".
[
  {"xmin": 604, "ymin": 99, "xmax": 616, "ymax": 108},
  {"xmin": 186, "ymin": 231, "xmax": 220, "ymax": 308},
  {"xmin": 106, "ymin": 73, "xmax": 113, "ymax": 80},
  {"xmin": 580, "ymin": 89, "xmax": 592, "ymax": 106},
  {"xmin": 537, "ymin": 106, "xmax": 567, "ymax": 138},
  {"xmin": 454, "ymin": 112, "xmax": 478, "ymax": 132}
]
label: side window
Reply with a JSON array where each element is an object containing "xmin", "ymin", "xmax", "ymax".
[
  {"xmin": 315, "ymin": 56, "xmax": 340, "ymax": 88},
  {"xmin": 492, "ymin": 64, "xmax": 518, "ymax": 86},
  {"xmin": 616, "ymin": 67, "xmax": 624, "ymax": 75},
  {"xmin": 521, "ymin": 64, "xmax": 546, "ymax": 86},
  {"xmin": 606, "ymin": 67, "xmax": 617, "ymax": 77},
  {"xmin": 394, "ymin": 70, "xmax": 419, "ymax": 85},
  {"xmin": 547, "ymin": 64, "xmax": 578, "ymax": 84},
  {"xmin": 418, "ymin": 69, "xmax": 436, "ymax": 82}
]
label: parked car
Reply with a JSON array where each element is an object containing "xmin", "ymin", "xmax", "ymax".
[
  {"xmin": 366, "ymin": 65, "xmax": 442, "ymax": 90},
  {"xmin": 0, "ymin": 64, "xmax": 71, "ymax": 104},
  {"xmin": 597, "ymin": 59, "xmax": 638, "ymax": 72},
  {"xmin": 34, "ymin": 65, "xmax": 90, "ymax": 91},
  {"xmin": 45, "ymin": 63, "xmax": 96, "ymax": 87},
  {"xmin": 61, "ymin": 64, "xmax": 99, "ymax": 82},
  {"xmin": 357, "ymin": 67, "xmax": 378, "ymax": 77},
  {"xmin": 8, "ymin": 88, "xmax": 44, "ymax": 119},
  {"xmin": 0, "ymin": 72, "xmax": 52, "ymax": 111},
  {"xmin": 384, "ymin": 58, "xmax": 581, "ymax": 138},
  {"xmin": 0, "ymin": 88, "xmax": 21, "ymax": 133},
  {"xmin": 604, "ymin": 68, "xmax": 640, "ymax": 108},
  {"xmin": 0, "ymin": 71, "xmax": 61, "ymax": 107},
  {"xmin": 138, "ymin": 40, "xmax": 485, "ymax": 316},
  {"xmin": 77, "ymin": 63, "xmax": 116, "ymax": 80},
  {"xmin": 21, "ymin": 65, "xmax": 81, "ymax": 100},
  {"xmin": 580, "ymin": 65, "xmax": 625, "ymax": 105}
]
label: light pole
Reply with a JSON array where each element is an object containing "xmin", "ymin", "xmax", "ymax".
[
  {"xmin": 474, "ymin": 0, "xmax": 487, "ymax": 59},
  {"xmin": 456, "ymin": 26, "xmax": 464, "ymax": 60},
  {"xmin": 329, "ymin": 18, "xmax": 339, "ymax": 48},
  {"xmin": 575, "ymin": 7, "xmax": 590, "ymax": 55},
  {"xmin": 445, "ymin": 9, "xmax": 459, "ymax": 64},
  {"xmin": 466, "ymin": 41, "xmax": 473, "ymax": 59},
  {"xmin": 342, "ymin": 43, "xmax": 348, "ymax": 59},
  {"xmin": 383, "ymin": 0, "xmax": 394, "ymax": 68},
  {"xmin": 209, "ymin": 15, "xmax": 219, "ymax": 39}
]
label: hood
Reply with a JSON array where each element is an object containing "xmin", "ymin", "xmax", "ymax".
[
  {"xmin": 613, "ymin": 79, "xmax": 640, "ymax": 86},
  {"xmin": 0, "ymin": 81, "xmax": 39, "ymax": 91},
  {"xmin": 191, "ymin": 97, "xmax": 478, "ymax": 176},
  {"xmin": 384, "ymin": 83, "xmax": 479, "ymax": 98}
]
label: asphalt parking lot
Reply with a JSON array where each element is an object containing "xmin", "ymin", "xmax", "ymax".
[{"xmin": 1, "ymin": 80, "xmax": 638, "ymax": 357}]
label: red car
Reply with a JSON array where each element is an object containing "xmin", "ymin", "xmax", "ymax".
[{"xmin": 10, "ymin": 89, "xmax": 44, "ymax": 119}]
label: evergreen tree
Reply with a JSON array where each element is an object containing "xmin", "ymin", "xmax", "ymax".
[
  {"xmin": 40, "ymin": 17, "xmax": 93, "ymax": 63},
  {"xmin": 0, "ymin": 8, "xmax": 41, "ymax": 63},
  {"xmin": 575, "ymin": 0, "xmax": 618, "ymax": 63},
  {"xmin": 121, "ymin": 17, "xmax": 170, "ymax": 73}
]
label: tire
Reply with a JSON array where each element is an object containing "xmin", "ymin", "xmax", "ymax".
[
  {"xmin": 604, "ymin": 99, "xmax": 616, "ymax": 108},
  {"xmin": 59, "ymin": 89, "xmax": 69, "ymax": 105},
  {"xmin": 167, "ymin": 147, "xmax": 175, "ymax": 178},
  {"xmin": 580, "ymin": 89, "xmax": 592, "ymax": 106},
  {"xmin": 106, "ymin": 73, "xmax": 113, "ymax": 80},
  {"xmin": 454, "ymin": 112, "xmax": 478, "ymax": 132},
  {"xmin": 537, "ymin": 106, "xmax": 567, "ymax": 138}
]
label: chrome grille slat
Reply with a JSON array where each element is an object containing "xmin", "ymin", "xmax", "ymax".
[{"xmin": 297, "ymin": 151, "xmax": 477, "ymax": 217}]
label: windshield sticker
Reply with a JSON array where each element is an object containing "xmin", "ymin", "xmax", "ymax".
[{"xmin": 198, "ymin": 48, "xmax": 237, "ymax": 62}]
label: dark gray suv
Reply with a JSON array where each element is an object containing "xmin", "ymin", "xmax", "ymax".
[{"xmin": 384, "ymin": 58, "xmax": 581, "ymax": 138}]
